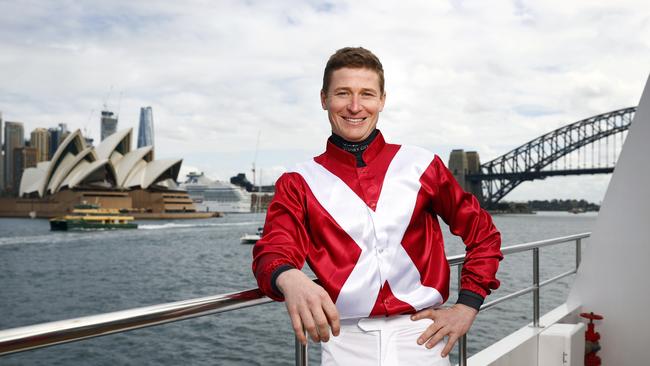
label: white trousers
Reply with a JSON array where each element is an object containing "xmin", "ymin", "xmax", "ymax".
[{"xmin": 321, "ymin": 315, "xmax": 451, "ymax": 366}]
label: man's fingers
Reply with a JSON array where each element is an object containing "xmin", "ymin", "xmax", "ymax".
[
  {"xmin": 310, "ymin": 307, "xmax": 331, "ymax": 342},
  {"xmin": 288, "ymin": 308, "xmax": 307, "ymax": 345},
  {"xmin": 410, "ymin": 308, "xmax": 434, "ymax": 321},
  {"xmin": 322, "ymin": 298, "xmax": 340, "ymax": 337},
  {"xmin": 417, "ymin": 321, "xmax": 443, "ymax": 345},
  {"xmin": 440, "ymin": 334, "xmax": 458, "ymax": 357},
  {"xmin": 299, "ymin": 307, "xmax": 320, "ymax": 342},
  {"xmin": 425, "ymin": 325, "xmax": 449, "ymax": 349}
]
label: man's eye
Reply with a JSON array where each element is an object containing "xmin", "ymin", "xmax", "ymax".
[{"xmin": 336, "ymin": 92, "xmax": 349, "ymax": 96}]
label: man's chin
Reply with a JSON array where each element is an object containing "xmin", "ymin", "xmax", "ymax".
[
  {"xmin": 338, "ymin": 129, "xmax": 373, "ymax": 142},
  {"xmin": 342, "ymin": 134, "xmax": 367, "ymax": 142}
]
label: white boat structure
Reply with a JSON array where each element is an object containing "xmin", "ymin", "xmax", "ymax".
[
  {"xmin": 467, "ymin": 75, "xmax": 650, "ymax": 365},
  {"xmin": 179, "ymin": 172, "xmax": 252, "ymax": 213},
  {"xmin": 0, "ymin": 76, "xmax": 648, "ymax": 365},
  {"xmin": 240, "ymin": 226, "xmax": 264, "ymax": 244}
]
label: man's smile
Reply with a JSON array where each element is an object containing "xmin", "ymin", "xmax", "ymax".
[{"xmin": 342, "ymin": 117, "xmax": 367, "ymax": 123}]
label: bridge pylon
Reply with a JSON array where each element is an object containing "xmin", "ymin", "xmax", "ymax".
[{"xmin": 448, "ymin": 149, "xmax": 483, "ymax": 202}]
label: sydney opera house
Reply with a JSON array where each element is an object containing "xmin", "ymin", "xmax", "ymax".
[{"xmin": 0, "ymin": 128, "xmax": 208, "ymax": 218}]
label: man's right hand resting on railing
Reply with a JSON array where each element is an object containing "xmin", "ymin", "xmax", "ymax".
[{"xmin": 275, "ymin": 269, "xmax": 340, "ymax": 345}]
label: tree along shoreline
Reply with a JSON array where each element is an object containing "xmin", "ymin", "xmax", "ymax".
[{"xmin": 489, "ymin": 199, "xmax": 600, "ymax": 214}]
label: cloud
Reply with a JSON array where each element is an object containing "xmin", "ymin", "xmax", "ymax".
[{"xmin": 1, "ymin": 0, "xmax": 648, "ymax": 202}]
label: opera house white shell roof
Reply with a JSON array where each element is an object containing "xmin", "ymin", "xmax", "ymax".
[{"xmin": 19, "ymin": 128, "xmax": 183, "ymax": 198}]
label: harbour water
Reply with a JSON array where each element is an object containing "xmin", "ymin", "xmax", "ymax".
[{"xmin": 0, "ymin": 211, "xmax": 597, "ymax": 365}]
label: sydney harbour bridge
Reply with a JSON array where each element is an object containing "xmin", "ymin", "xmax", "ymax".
[{"xmin": 448, "ymin": 107, "xmax": 637, "ymax": 208}]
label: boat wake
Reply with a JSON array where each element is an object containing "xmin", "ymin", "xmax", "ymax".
[
  {"xmin": 138, "ymin": 221, "xmax": 261, "ymax": 230},
  {"xmin": 0, "ymin": 232, "xmax": 108, "ymax": 247},
  {"xmin": 0, "ymin": 221, "xmax": 263, "ymax": 247}
]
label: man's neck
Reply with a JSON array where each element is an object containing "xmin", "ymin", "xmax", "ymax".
[{"xmin": 329, "ymin": 130, "xmax": 379, "ymax": 167}]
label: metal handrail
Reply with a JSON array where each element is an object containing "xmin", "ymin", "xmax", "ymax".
[
  {"xmin": 0, "ymin": 232, "xmax": 590, "ymax": 366},
  {"xmin": 0, "ymin": 288, "xmax": 272, "ymax": 356},
  {"xmin": 455, "ymin": 232, "xmax": 589, "ymax": 366}
]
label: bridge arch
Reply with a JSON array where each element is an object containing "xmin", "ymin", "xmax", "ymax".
[{"xmin": 465, "ymin": 106, "xmax": 637, "ymax": 206}]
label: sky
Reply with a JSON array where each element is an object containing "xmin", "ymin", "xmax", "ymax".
[{"xmin": 1, "ymin": 0, "xmax": 649, "ymax": 203}]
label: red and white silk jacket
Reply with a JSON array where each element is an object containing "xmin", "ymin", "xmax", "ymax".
[{"xmin": 252, "ymin": 132, "xmax": 502, "ymax": 319}]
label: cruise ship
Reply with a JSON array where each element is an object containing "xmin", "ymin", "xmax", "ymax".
[{"xmin": 179, "ymin": 172, "xmax": 252, "ymax": 213}]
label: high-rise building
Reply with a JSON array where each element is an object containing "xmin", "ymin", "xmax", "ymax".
[
  {"xmin": 4, "ymin": 121, "xmax": 25, "ymax": 194},
  {"xmin": 48, "ymin": 127, "xmax": 61, "ymax": 159},
  {"xmin": 46, "ymin": 123, "xmax": 69, "ymax": 160},
  {"xmin": 59, "ymin": 123, "xmax": 70, "ymax": 142},
  {"xmin": 30, "ymin": 128, "xmax": 50, "ymax": 163},
  {"xmin": 13, "ymin": 146, "xmax": 37, "ymax": 194},
  {"xmin": 137, "ymin": 106, "xmax": 155, "ymax": 149},
  {"xmin": 0, "ymin": 111, "xmax": 4, "ymax": 192},
  {"xmin": 101, "ymin": 111, "xmax": 118, "ymax": 141}
]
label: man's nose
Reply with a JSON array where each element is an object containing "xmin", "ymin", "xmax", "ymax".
[{"xmin": 347, "ymin": 95, "xmax": 362, "ymax": 113}]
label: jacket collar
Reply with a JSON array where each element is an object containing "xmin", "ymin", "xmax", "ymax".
[{"xmin": 324, "ymin": 130, "xmax": 387, "ymax": 167}]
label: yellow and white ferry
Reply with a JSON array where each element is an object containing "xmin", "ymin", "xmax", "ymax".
[{"xmin": 49, "ymin": 203, "xmax": 138, "ymax": 231}]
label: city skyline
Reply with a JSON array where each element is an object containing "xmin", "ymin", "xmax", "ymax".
[
  {"xmin": 1, "ymin": 1, "xmax": 649, "ymax": 202},
  {"xmin": 0, "ymin": 105, "xmax": 635, "ymax": 203}
]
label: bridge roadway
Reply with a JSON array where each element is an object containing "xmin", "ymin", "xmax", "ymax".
[{"xmin": 467, "ymin": 167, "xmax": 614, "ymax": 181}]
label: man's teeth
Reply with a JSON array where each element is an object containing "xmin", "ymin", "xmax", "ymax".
[{"xmin": 344, "ymin": 117, "xmax": 365, "ymax": 123}]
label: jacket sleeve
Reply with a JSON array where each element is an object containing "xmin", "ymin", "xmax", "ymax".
[
  {"xmin": 424, "ymin": 156, "xmax": 503, "ymax": 300},
  {"xmin": 252, "ymin": 172, "xmax": 311, "ymax": 301}
]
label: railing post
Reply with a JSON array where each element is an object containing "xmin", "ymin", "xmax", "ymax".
[
  {"xmin": 576, "ymin": 238, "xmax": 582, "ymax": 270},
  {"xmin": 295, "ymin": 331, "xmax": 308, "ymax": 366},
  {"xmin": 532, "ymin": 248, "xmax": 540, "ymax": 327},
  {"xmin": 458, "ymin": 332, "xmax": 467, "ymax": 366},
  {"xmin": 457, "ymin": 264, "xmax": 468, "ymax": 366}
]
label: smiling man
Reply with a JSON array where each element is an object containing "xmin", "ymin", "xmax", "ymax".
[
  {"xmin": 322, "ymin": 66, "xmax": 385, "ymax": 142},
  {"xmin": 252, "ymin": 47, "xmax": 502, "ymax": 365}
]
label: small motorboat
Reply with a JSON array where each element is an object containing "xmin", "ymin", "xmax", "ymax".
[{"xmin": 240, "ymin": 226, "xmax": 263, "ymax": 244}]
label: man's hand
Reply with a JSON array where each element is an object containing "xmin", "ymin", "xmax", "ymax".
[
  {"xmin": 411, "ymin": 304, "xmax": 478, "ymax": 357},
  {"xmin": 276, "ymin": 269, "xmax": 340, "ymax": 345}
]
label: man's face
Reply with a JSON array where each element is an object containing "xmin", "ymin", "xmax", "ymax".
[{"xmin": 321, "ymin": 67, "xmax": 386, "ymax": 142}]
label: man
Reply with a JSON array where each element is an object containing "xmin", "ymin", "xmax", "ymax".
[{"xmin": 253, "ymin": 47, "xmax": 502, "ymax": 365}]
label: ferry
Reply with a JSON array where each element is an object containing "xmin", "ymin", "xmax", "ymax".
[{"xmin": 49, "ymin": 203, "xmax": 138, "ymax": 231}]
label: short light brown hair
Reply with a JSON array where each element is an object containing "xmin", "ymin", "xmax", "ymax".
[{"xmin": 322, "ymin": 47, "xmax": 385, "ymax": 95}]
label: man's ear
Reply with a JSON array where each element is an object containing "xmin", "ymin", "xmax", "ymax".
[{"xmin": 320, "ymin": 90, "xmax": 327, "ymax": 110}]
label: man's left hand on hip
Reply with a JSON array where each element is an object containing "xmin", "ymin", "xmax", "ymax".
[{"xmin": 411, "ymin": 303, "xmax": 478, "ymax": 357}]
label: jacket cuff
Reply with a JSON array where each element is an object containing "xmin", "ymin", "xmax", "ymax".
[
  {"xmin": 455, "ymin": 289, "xmax": 484, "ymax": 312},
  {"xmin": 270, "ymin": 264, "xmax": 295, "ymax": 298}
]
